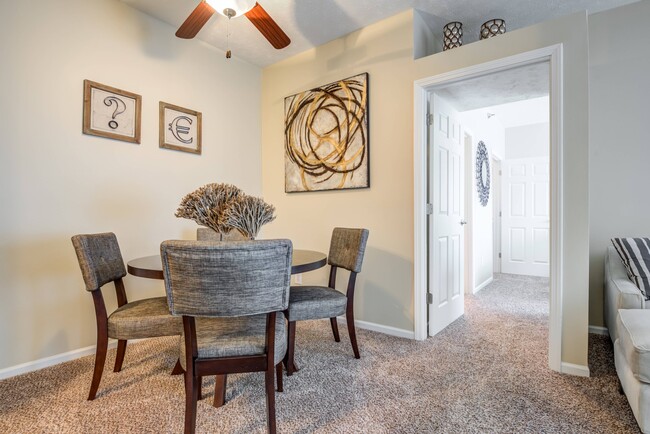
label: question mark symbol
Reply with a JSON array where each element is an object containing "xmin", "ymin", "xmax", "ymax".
[{"xmin": 104, "ymin": 96, "xmax": 126, "ymax": 130}]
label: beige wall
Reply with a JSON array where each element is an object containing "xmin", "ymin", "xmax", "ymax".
[
  {"xmin": 263, "ymin": 10, "xmax": 591, "ymax": 366},
  {"xmin": 588, "ymin": 0, "xmax": 650, "ymax": 328},
  {"xmin": 262, "ymin": 11, "xmax": 416, "ymax": 332},
  {"xmin": 3, "ymin": 0, "xmax": 628, "ymax": 371},
  {"xmin": 0, "ymin": 0, "xmax": 262, "ymax": 370}
]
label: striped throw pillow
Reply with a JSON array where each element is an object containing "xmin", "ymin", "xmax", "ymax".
[{"xmin": 611, "ymin": 238, "xmax": 650, "ymax": 301}]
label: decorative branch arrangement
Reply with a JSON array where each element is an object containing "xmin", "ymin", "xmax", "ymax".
[
  {"xmin": 223, "ymin": 195, "xmax": 276, "ymax": 240},
  {"xmin": 175, "ymin": 183, "xmax": 275, "ymax": 239}
]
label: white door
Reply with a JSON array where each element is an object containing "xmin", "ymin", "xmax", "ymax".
[
  {"xmin": 428, "ymin": 94, "xmax": 465, "ymax": 337},
  {"xmin": 501, "ymin": 157, "xmax": 550, "ymax": 277}
]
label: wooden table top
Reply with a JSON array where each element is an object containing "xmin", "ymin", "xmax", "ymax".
[{"xmin": 127, "ymin": 249, "xmax": 327, "ymax": 280}]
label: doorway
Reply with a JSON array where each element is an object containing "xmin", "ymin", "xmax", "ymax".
[{"xmin": 413, "ymin": 45, "xmax": 563, "ymax": 373}]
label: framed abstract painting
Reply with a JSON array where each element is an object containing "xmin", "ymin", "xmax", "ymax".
[{"xmin": 284, "ymin": 73, "xmax": 369, "ymax": 192}]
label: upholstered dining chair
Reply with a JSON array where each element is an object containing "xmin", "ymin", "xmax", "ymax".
[
  {"xmin": 71, "ymin": 232, "xmax": 182, "ymax": 400},
  {"xmin": 285, "ymin": 227, "xmax": 369, "ymax": 375},
  {"xmin": 161, "ymin": 239, "xmax": 292, "ymax": 434},
  {"xmin": 196, "ymin": 227, "xmax": 247, "ymax": 241}
]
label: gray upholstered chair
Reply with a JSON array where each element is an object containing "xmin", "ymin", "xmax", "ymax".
[
  {"xmin": 196, "ymin": 227, "xmax": 248, "ymax": 241},
  {"xmin": 285, "ymin": 228, "xmax": 369, "ymax": 375},
  {"xmin": 71, "ymin": 232, "xmax": 182, "ymax": 400},
  {"xmin": 161, "ymin": 239, "xmax": 292, "ymax": 434}
]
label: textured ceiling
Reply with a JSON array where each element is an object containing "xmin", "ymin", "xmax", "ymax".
[
  {"xmin": 121, "ymin": 0, "xmax": 638, "ymax": 67},
  {"xmin": 436, "ymin": 62, "xmax": 549, "ymax": 112}
]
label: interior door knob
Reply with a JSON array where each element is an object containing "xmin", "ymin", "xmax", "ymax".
[{"xmin": 460, "ymin": 220, "xmax": 467, "ymax": 225}]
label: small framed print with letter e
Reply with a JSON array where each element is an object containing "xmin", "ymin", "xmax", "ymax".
[
  {"xmin": 83, "ymin": 80, "xmax": 142, "ymax": 144},
  {"xmin": 159, "ymin": 102, "xmax": 202, "ymax": 155}
]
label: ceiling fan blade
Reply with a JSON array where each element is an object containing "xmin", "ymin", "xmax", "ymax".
[
  {"xmin": 176, "ymin": 1, "xmax": 215, "ymax": 39},
  {"xmin": 245, "ymin": 3, "xmax": 291, "ymax": 49}
]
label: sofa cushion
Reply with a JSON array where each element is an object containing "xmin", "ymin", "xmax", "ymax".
[
  {"xmin": 612, "ymin": 238, "xmax": 650, "ymax": 300},
  {"xmin": 617, "ymin": 309, "xmax": 650, "ymax": 383}
]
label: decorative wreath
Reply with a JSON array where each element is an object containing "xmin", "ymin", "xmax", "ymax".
[{"xmin": 475, "ymin": 141, "xmax": 490, "ymax": 207}]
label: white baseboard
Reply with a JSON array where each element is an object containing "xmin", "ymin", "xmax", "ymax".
[
  {"xmin": 561, "ymin": 362, "xmax": 590, "ymax": 377},
  {"xmin": 0, "ymin": 340, "xmax": 122, "ymax": 380},
  {"xmin": 338, "ymin": 317, "xmax": 415, "ymax": 339},
  {"xmin": 588, "ymin": 325, "xmax": 609, "ymax": 336},
  {"xmin": 474, "ymin": 276, "xmax": 494, "ymax": 294}
]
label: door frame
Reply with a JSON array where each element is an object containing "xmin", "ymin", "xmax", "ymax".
[
  {"xmin": 463, "ymin": 130, "xmax": 474, "ymax": 295},
  {"xmin": 492, "ymin": 157, "xmax": 502, "ymax": 275},
  {"xmin": 413, "ymin": 44, "xmax": 563, "ymax": 373}
]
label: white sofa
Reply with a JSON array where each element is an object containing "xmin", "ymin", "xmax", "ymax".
[
  {"xmin": 606, "ymin": 245, "xmax": 650, "ymax": 433},
  {"xmin": 605, "ymin": 246, "xmax": 648, "ymax": 343}
]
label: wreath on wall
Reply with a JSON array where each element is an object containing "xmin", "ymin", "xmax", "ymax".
[{"xmin": 475, "ymin": 141, "xmax": 490, "ymax": 207}]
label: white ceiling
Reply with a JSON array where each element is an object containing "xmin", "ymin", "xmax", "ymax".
[
  {"xmin": 436, "ymin": 61, "xmax": 549, "ymax": 112},
  {"xmin": 462, "ymin": 96, "xmax": 550, "ymax": 130},
  {"xmin": 121, "ymin": 0, "xmax": 638, "ymax": 67}
]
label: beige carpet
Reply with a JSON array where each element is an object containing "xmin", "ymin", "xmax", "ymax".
[{"xmin": 0, "ymin": 274, "xmax": 640, "ymax": 433}]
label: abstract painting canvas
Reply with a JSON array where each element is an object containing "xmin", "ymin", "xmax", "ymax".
[{"xmin": 284, "ymin": 73, "xmax": 369, "ymax": 192}]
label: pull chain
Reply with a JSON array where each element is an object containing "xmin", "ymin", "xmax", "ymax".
[{"xmin": 226, "ymin": 16, "xmax": 232, "ymax": 59}]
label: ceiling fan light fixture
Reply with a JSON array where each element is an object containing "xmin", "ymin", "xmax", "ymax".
[{"xmin": 206, "ymin": 0, "xmax": 256, "ymax": 18}]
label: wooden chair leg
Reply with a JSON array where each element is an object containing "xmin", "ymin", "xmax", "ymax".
[
  {"xmin": 88, "ymin": 332, "xmax": 108, "ymax": 400},
  {"xmin": 286, "ymin": 321, "xmax": 298, "ymax": 376},
  {"xmin": 276, "ymin": 363, "xmax": 283, "ymax": 392},
  {"xmin": 184, "ymin": 370, "xmax": 199, "ymax": 434},
  {"xmin": 330, "ymin": 318, "xmax": 341, "ymax": 342},
  {"xmin": 213, "ymin": 374, "xmax": 227, "ymax": 407},
  {"xmin": 171, "ymin": 359, "xmax": 184, "ymax": 375},
  {"xmin": 265, "ymin": 365, "xmax": 277, "ymax": 434},
  {"xmin": 113, "ymin": 339, "xmax": 127, "ymax": 372},
  {"xmin": 198, "ymin": 376, "xmax": 203, "ymax": 401},
  {"xmin": 346, "ymin": 309, "xmax": 360, "ymax": 359}
]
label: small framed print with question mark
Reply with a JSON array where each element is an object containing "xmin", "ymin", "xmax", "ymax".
[{"xmin": 83, "ymin": 80, "xmax": 142, "ymax": 144}]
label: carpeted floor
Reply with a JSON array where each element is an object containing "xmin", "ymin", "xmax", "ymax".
[{"xmin": 0, "ymin": 273, "xmax": 640, "ymax": 433}]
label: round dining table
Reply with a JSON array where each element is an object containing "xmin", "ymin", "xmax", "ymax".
[{"xmin": 127, "ymin": 249, "xmax": 327, "ymax": 280}]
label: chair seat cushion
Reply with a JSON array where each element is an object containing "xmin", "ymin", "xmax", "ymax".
[
  {"xmin": 617, "ymin": 309, "xmax": 650, "ymax": 383},
  {"xmin": 180, "ymin": 313, "xmax": 286, "ymax": 369},
  {"xmin": 108, "ymin": 297, "xmax": 182, "ymax": 340},
  {"xmin": 287, "ymin": 286, "xmax": 347, "ymax": 322}
]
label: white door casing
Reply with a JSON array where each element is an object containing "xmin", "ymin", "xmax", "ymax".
[
  {"xmin": 414, "ymin": 45, "xmax": 563, "ymax": 373},
  {"xmin": 428, "ymin": 94, "xmax": 465, "ymax": 337},
  {"xmin": 492, "ymin": 158, "xmax": 502, "ymax": 274},
  {"xmin": 501, "ymin": 157, "xmax": 550, "ymax": 277}
]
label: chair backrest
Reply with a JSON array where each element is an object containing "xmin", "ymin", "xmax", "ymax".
[
  {"xmin": 71, "ymin": 232, "xmax": 127, "ymax": 291},
  {"xmin": 327, "ymin": 228, "xmax": 369, "ymax": 273},
  {"xmin": 196, "ymin": 227, "xmax": 248, "ymax": 241},
  {"xmin": 161, "ymin": 239, "xmax": 292, "ymax": 317}
]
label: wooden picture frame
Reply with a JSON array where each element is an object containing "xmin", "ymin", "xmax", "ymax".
[
  {"xmin": 159, "ymin": 102, "xmax": 202, "ymax": 155},
  {"xmin": 83, "ymin": 80, "xmax": 142, "ymax": 144}
]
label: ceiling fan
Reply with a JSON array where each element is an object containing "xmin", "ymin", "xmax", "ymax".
[{"xmin": 176, "ymin": 0, "xmax": 291, "ymax": 54}]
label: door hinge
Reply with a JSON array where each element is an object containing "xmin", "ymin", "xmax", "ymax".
[
  {"xmin": 427, "ymin": 113, "xmax": 434, "ymax": 126},
  {"xmin": 426, "ymin": 203, "xmax": 433, "ymax": 215},
  {"xmin": 427, "ymin": 293, "xmax": 433, "ymax": 304},
  {"xmin": 499, "ymin": 211, "xmax": 502, "ymax": 217},
  {"xmin": 498, "ymin": 252, "xmax": 502, "ymax": 258}
]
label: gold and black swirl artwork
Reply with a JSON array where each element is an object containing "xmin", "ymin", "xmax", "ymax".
[{"xmin": 284, "ymin": 73, "xmax": 369, "ymax": 192}]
